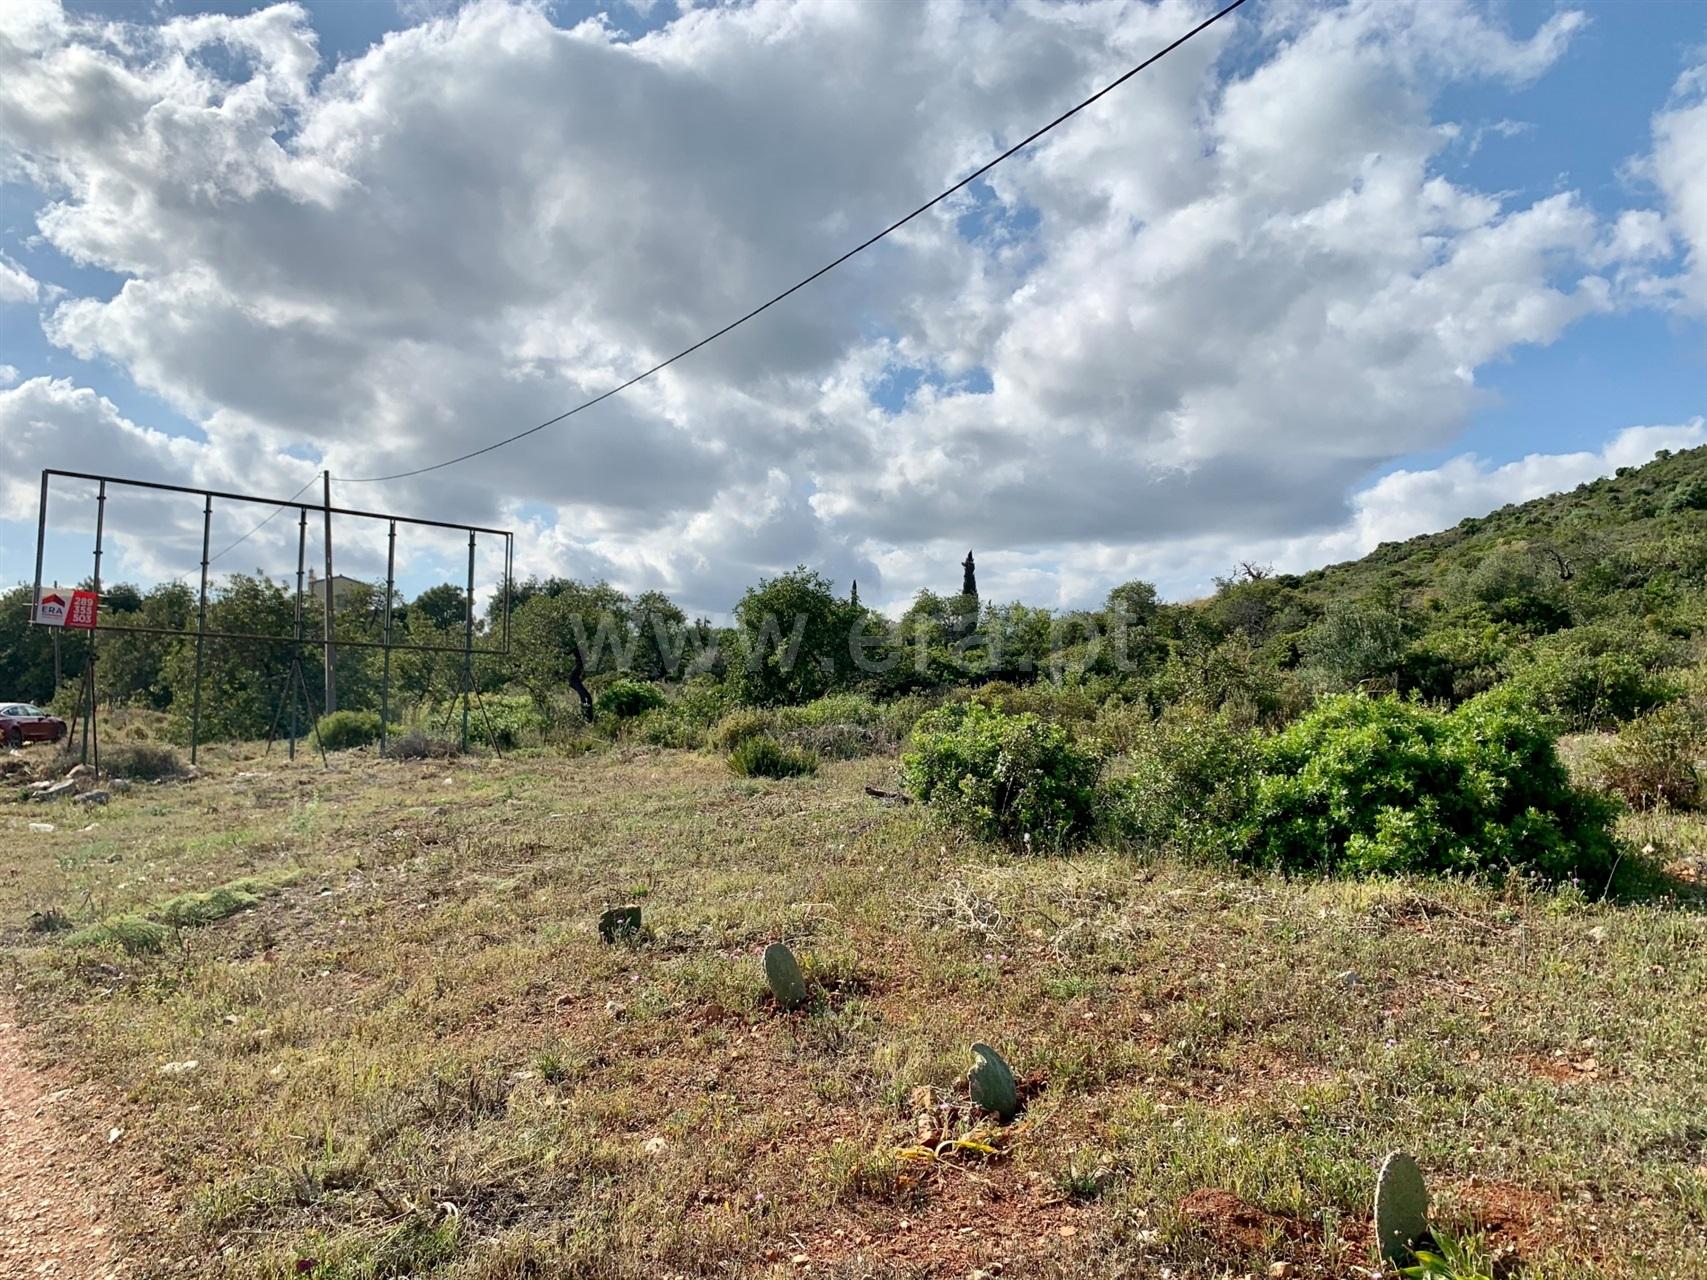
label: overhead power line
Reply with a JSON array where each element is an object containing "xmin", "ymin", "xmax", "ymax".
[
  {"xmin": 205, "ymin": 471, "xmax": 323, "ymax": 568},
  {"xmin": 340, "ymin": 0, "xmax": 1251, "ymax": 485}
]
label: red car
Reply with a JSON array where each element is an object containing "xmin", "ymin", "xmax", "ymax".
[{"xmin": 1, "ymin": 703, "xmax": 67, "ymax": 747}]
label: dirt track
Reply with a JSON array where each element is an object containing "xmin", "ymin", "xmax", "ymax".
[{"xmin": 0, "ymin": 1010, "xmax": 122, "ymax": 1278}]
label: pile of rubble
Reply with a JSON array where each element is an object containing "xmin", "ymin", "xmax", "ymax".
[{"xmin": 7, "ymin": 756, "xmax": 129, "ymax": 807}]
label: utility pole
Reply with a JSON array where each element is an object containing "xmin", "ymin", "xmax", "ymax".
[{"xmin": 322, "ymin": 470, "xmax": 337, "ymax": 714}]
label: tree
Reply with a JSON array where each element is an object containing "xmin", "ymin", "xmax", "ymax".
[
  {"xmin": 628, "ymin": 590, "xmax": 690, "ymax": 680},
  {"xmin": 411, "ymin": 584, "xmax": 469, "ymax": 632},
  {"xmin": 161, "ymin": 574, "xmax": 296, "ymax": 742},
  {"xmin": 1302, "ymin": 599, "xmax": 1408, "ymax": 690},
  {"xmin": 731, "ymin": 567, "xmax": 860, "ymax": 705}
]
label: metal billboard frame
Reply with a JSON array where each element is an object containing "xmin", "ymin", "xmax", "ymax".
[{"xmin": 30, "ymin": 468, "xmax": 514, "ymax": 765}]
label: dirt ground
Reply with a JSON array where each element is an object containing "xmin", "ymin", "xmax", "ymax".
[{"xmin": 0, "ymin": 1008, "xmax": 125, "ymax": 1278}]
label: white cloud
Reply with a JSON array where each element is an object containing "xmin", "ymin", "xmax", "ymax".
[
  {"xmin": 1320, "ymin": 419, "xmax": 1707, "ymax": 560},
  {"xmin": 1646, "ymin": 64, "xmax": 1707, "ymax": 310},
  {"xmin": 0, "ymin": 364, "xmax": 19, "ymax": 386},
  {"xmin": 0, "ymin": 251, "xmax": 39, "ymax": 303},
  {"xmin": 0, "ymin": 0, "xmax": 1687, "ymax": 615}
]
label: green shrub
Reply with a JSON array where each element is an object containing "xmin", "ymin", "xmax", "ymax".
[
  {"xmin": 157, "ymin": 886, "xmax": 261, "ymax": 927},
  {"xmin": 782, "ymin": 692, "xmax": 884, "ymax": 728},
  {"xmin": 316, "ymin": 710, "xmax": 383, "ymax": 751},
  {"xmin": 772, "ymin": 693, "xmax": 897, "ymax": 758},
  {"xmin": 386, "ymin": 731, "xmax": 459, "ymax": 760},
  {"xmin": 902, "ymin": 702, "xmax": 1101, "ymax": 848},
  {"xmin": 712, "ymin": 707, "xmax": 778, "ymax": 751},
  {"xmin": 1243, "ymin": 693, "xmax": 1617, "ymax": 880},
  {"xmin": 65, "ymin": 915, "xmax": 171, "ymax": 954},
  {"xmin": 1502, "ymin": 628, "xmax": 1681, "ymax": 730},
  {"xmin": 1661, "ymin": 477, "xmax": 1707, "ymax": 514},
  {"xmin": 99, "ymin": 741, "xmax": 188, "ymax": 781},
  {"xmin": 1594, "ymin": 688, "xmax": 1705, "ymax": 810},
  {"xmin": 728, "ymin": 735, "xmax": 818, "ymax": 779},
  {"xmin": 669, "ymin": 678, "xmax": 739, "ymax": 728},
  {"xmin": 1089, "ymin": 698, "xmax": 1156, "ymax": 756},
  {"xmin": 467, "ymin": 694, "xmax": 547, "ymax": 749},
  {"xmin": 1104, "ymin": 705, "xmax": 1258, "ymax": 859},
  {"xmin": 597, "ymin": 679, "xmax": 668, "ymax": 719},
  {"xmin": 634, "ymin": 708, "xmax": 706, "ymax": 750}
]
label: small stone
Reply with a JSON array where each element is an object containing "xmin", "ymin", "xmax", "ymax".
[
  {"xmin": 1587, "ymin": 925, "xmax": 1609, "ymax": 944},
  {"xmin": 159, "ymin": 1059, "xmax": 200, "ymax": 1075},
  {"xmin": 643, "ymin": 1136, "xmax": 668, "ymax": 1155},
  {"xmin": 77, "ymin": 790, "xmax": 110, "ymax": 806},
  {"xmin": 28, "ymin": 822, "xmax": 55, "ymax": 833},
  {"xmin": 1269, "ymin": 1264, "xmax": 1294, "ymax": 1279}
]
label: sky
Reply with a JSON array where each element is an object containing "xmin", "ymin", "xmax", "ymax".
[{"xmin": 0, "ymin": 0, "xmax": 1703, "ymax": 619}]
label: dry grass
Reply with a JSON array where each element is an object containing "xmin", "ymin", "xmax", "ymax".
[{"xmin": 3, "ymin": 742, "xmax": 1705, "ymax": 1278}]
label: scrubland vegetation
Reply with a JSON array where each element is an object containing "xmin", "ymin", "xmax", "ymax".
[{"xmin": 3, "ymin": 445, "xmax": 1705, "ymax": 1276}]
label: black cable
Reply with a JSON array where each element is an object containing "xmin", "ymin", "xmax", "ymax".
[
  {"xmin": 206, "ymin": 471, "xmax": 322, "ymax": 567},
  {"xmin": 340, "ymin": 0, "xmax": 1251, "ymax": 484}
]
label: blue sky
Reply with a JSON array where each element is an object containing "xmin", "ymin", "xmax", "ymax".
[{"xmin": 1, "ymin": 0, "xmax": 1703, "ymax": 614}]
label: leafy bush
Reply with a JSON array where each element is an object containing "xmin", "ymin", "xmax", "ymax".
[
  {"xmin": 1104, "ymin": 705, "xmax": 1258, "ymax": 859},
  {"xmin": 902, "ymin": 702, "xmax": 1101, "ymax": 848},
  {"xmin": 1501, "ymin": 628, "xmax": 1681, "ymax": 730},
  {"xmin": 728, "ymin": 734, "xmax": 818, "ymax": 779},
  {"xmin": 1302, "ymin": 599, "xmax": 1409, "ymax": 689},
  {"xmin": 66, "ymin": 915, "xmax": 171, "ymax": 954},
  {"xmin": 385, "ymin": 731, "xmax": 460, "ymax": 760},
  {"xmin": 1593, "ymin": 687, "xmax": 1705, "ymax": 810},
  {"xmin": 597, "ymin": 679, "xmax": 668, "ymax": 719},
  {"xmin": 1661, "ymin": 477, "xmax": 1707, "ymax": 514},
  {"xmin": 316, "ymin": 710, "xmax": 383, "ymax": 751},
  {"xmin": 772, "ymin": 693, "xmax": 897, "ymax": 758},
  {"xmin": 99, "ymin": 741, "xmax": 188, "ymax": 781},
  {"xmin": 1398, "ymin": 623, "xmax": 1513, "ymax": 703},
  {"xmin": 1243, "ymin": 693, "xmax": 1617, "ymax": 880},
  {"xmin": 633, "ymin": 708, "xmax": 705, "ymax": 750},
  {"xmin": 782, "ymin": 692, "xmax": 885, "ymax": 728},
  {"xmin": 669, "ymin": 677, "xmax": 738, "ymax": 728},
  {"xmin": 467, "ymin": 694, "xmax": 547, "ymax": 749},
  {"xmin": 712, "ymin": 708, "xmax": 778, "ymax": 751}
]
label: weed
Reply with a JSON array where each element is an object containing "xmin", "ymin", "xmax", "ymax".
[{"xmin": 728, "ymin": 735, "xmax": 818, "ymax": 779}]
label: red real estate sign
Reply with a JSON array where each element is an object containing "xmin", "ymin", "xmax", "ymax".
[{"xmin": 66, "ymin": 589, "xmax": 99, "ymax": 630}]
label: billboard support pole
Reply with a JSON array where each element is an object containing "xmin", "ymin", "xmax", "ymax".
[
  {"xmin": 83, "ymin": 480, "xmax": 107, "ymax": 770},
  {"xmin": 462, "ymin": 531, "xmax": 475, "ymax": 753},
  {"xmin": 381, "ymin": 520, "xmax": 396, "ymax": 756},
  {"xmin": 32, "ymin": 472, "xmax": 47, "ymax": 624},
  {"xmin": 322, "ymin": 471, "xmax": 336, "ymax": 715},
  {"xmin": 292, "ymin": 507, "xmax": 308, "ymax": 760},
  {"xmin": 189, "ymin": 495, "xmax": 212, "ymax": 764}
]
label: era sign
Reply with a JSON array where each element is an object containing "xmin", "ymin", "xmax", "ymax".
[
  {"xmin": 34, "ymin": 590, "xmax": 68, "ymax": 627},
  {"xmin": 67, "ymin": 589, "xmax": 99, "ymax": 630}
]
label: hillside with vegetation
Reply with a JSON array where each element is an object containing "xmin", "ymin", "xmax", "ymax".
[{"xmin": 3, "ymin": 446, "xmax": 1705, "ymax": 1277}]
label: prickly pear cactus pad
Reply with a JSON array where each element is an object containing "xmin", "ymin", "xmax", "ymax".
[
  {"xmin": 763, "ymin": 942, "xmax": 809, "ymax": 1010},
  {"xmin": 968, "ymin": 1042, "xmax": 1020, "ymax": 1121},
  {"xmin": 1374, "ymin": 1150, "xmax": 1429, "ymax": 1262},
  {"xmin": 598, "ymin": 904, "xmax": 642, "ymax": 943}
]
